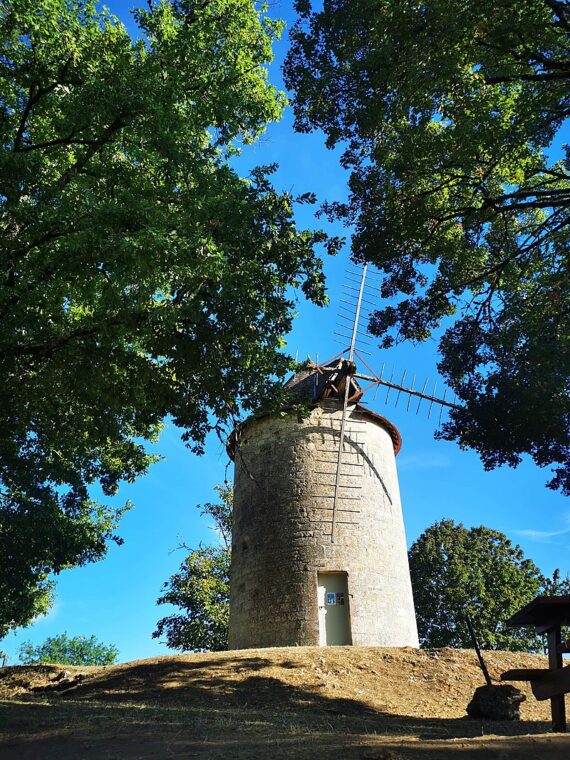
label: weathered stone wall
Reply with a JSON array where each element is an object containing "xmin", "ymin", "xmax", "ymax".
[{"xmin": 229, "ymin": 400, "xmax": 419, "ymax": 649}]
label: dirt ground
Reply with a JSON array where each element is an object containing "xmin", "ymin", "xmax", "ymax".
[{"xmin": 1, "ymin": 646, "xmax": 569, "ymax": 758}]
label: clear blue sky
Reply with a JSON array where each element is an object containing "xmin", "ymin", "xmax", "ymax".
[{"xmin": 3, "ymin": 1, "xmax": 568, "ymax": 664}]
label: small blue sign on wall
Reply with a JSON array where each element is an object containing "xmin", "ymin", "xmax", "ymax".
[{"xmin": 327, "ymin": 592, "xmax": 336, "ymax": 605}]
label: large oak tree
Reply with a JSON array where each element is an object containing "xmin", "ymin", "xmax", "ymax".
[
  {"xmin": 285, "ymin": 0, "xmax": 570, "ymax": 494},
  {"xmin": 0, "ymin": 0, "xmax": 330, "ymax": 636}
]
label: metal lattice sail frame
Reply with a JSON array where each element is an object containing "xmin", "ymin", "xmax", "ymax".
[{"xmin": 316, "ymin": 264, "xmax": 459, "ymax": 542}]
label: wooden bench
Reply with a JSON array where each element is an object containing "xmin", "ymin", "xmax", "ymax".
[
  {"xmin": 502, "ymin": 666, "xmax": 570, "ymax": 701},
  {"xmin": 501, "ymin": 596, "xmax": 570, "ymax": 732}
]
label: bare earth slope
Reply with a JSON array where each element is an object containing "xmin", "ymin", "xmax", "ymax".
[{"xmin": 1, "ymin": 646, "xmax": 569, "ymax": 758}]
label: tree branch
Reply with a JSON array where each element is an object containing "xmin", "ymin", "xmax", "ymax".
[
  {"xmin": 1, "ymin": 310, "xmax": 149, "ymax": 360},
  {"xmin": 485, "ymin": 70, "xmax": 570, "ymax": 84},
  {"xmin": 12, "ymin": 58, "xmax": 76, "ymax": 152},
  {"xmin": 54, "ymin": 113, "xmax": 130, "ymax": 192},
  {"xmin": 15, "ymin": 134, "xmax": 99, "ymax": 153}
]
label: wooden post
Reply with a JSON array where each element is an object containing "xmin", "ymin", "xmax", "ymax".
[{"xmin": 547, "ymin": 626, "xmax": 567, "ymax": 732}]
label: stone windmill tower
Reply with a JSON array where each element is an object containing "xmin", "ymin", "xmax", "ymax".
[{"xmin": 227, "ymin": 266, "xmax": 456, "ymax": 649}]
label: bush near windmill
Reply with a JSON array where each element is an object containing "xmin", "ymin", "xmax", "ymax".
[
  {"xmin": 18, "ymin": 633, "xmax": 118, "ymax": 666},
  {"xmin": 154, "ymin": 484, "xmax": 232, "ymax": 653}
]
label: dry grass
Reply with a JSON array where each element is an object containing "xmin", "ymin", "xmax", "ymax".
[{"xmin": 1, "ymin": 646, "xmax": 569, "ymax": 758}]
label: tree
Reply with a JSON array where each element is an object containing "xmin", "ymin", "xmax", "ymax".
[
  {"xmin": 408, "ymin": 519, "xmax": 546, "ymax": 651},
  {"xmin": 543, "ymin": 567, "xmax": 570, "ymax": 596},
  {"xmin": 18, "ymin": 632, "xmax": 118, "ymax": 665},
  {"xmin": 0, "ymin": 1, "xmax": 333, "ymax": 636},
  {"xmin": 285, "ymin": 0, "xmax": 570, "ymax": 494},
  {"xmin": 153, "ymin": 484, "xmax": 231, "ymax": 651}
]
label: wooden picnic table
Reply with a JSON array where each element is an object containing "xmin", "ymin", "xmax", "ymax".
[{"xmin": 501, "ymin": 595, "xmax": 570, "ymax": 732}]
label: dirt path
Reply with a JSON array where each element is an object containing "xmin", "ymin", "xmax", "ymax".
[{"xmin": 1, "ymin": 646, "xmax": 568, "ymax": 758}]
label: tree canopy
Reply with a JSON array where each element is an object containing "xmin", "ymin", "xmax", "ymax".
[
  {"xmin": 153, "ymin": 483, "xmax": 231, "ymax": 652},
  {"xmin": 18, "ymin": 632, "xmax": 118, "ymax": 665},
  {"xmin": 408, "ymin": 519, "xmax": 547, "ymax": 650},
  {"xmin": 285, "ymin": 0, "xmax": 570, "ymax": 494},
  {"xmin": 0, "ymin": 0, "xmax": 332, "ymax": 637}
]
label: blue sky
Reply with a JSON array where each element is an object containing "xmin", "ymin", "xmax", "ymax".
[{"xmin": 2, "ymin": 1, "xmax": 568, "ymax": 663}]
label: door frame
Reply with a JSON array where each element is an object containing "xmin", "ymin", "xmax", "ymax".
[{"xmin": 317, "ymin": 570, "xmax": 352, "ymax": 646}]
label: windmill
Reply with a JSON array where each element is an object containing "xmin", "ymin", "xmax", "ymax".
[{"xmin": 227, "ymin": 263, "xmax": 455, "ymax": 650}]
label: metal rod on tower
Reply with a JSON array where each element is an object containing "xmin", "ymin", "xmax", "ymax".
[
  {"xmin": 332, "ymin": 263, "xmax": 368, "ymax": 543},
  {"xmin": 416, "ymin": 378, "xmax": 429, "ymax": 414},
  {"xmin": 395, "ymin": 370, "xmax": 407, "ymax": 407},
  {"xmin": 439, "ymin": 389, "xmax": 447, "ymax": 425},
  {"xmin": 349, "ymin": 264, "xmax": 368, "ymax": 362},
  {"xmin": 373, "ymin": 363, "xmax": 384, "ymax": 402},
  {"xmin": 428, "ymin": 382, "xmax": 437, "ymax": 419},
  {"xmin": 385, "ymin": 368, "xmax": 395, "ymax": 404},
  {"xmin": 331, "ymin": 372, "xmax": 351, "ymax": 545},
  {"xmin": 406, "ymin": 375, "xmax": 416, "ymax": 412}
]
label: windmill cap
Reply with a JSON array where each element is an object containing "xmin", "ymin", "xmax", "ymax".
[{"xmin": 286, "ymin": 359, "xmax": 361, "ymax": 400}]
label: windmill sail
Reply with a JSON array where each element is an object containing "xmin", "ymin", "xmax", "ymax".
[{"xmin": 313, "ymin": 264, "xmax": 459, "ymax": 541}]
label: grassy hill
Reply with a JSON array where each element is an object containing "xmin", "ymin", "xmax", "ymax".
[{"xmin": 1, "ymin": 646, "xmax": 569, "ymax": 758}]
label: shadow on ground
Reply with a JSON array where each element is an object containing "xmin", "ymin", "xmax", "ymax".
[{"xmin": 1, "ymin": 654, "xmax": 565, "ymax": 759}]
